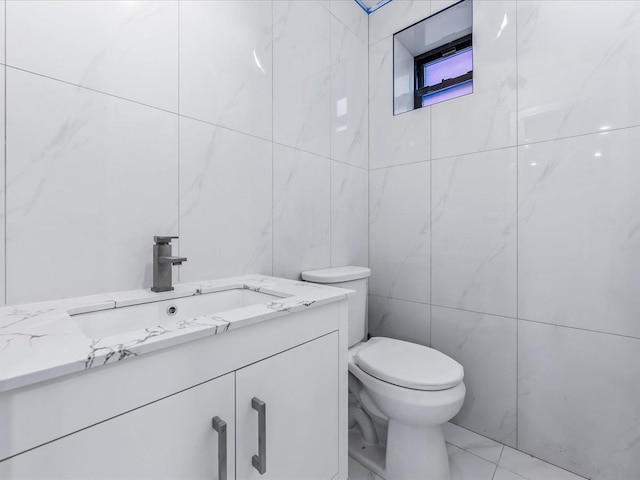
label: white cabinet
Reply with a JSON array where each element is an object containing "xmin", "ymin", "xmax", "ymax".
[
  {"xmin": 236, "ymin": 333, "xmax": 339, "ymax": 480},
  {"xmin": 0, "ymin": 373, "xmax": 236, "ymax": 480},
  {"xmin": 0, "ymin": 331, "xmax": 341, "ymax": 480}
]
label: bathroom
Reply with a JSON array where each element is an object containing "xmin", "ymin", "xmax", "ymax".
[{"xmin": 0, "ymin": 0, "xmax": 638, "ymax": 479}]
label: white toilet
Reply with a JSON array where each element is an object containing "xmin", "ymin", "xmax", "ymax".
[{"xmin": 301, "ymin": 266, "xmax": 466, "ymax": 480}]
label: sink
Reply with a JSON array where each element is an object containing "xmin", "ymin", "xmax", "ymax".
[{"xmin": 72, "ymin": 288, "xmax": 283, "ymax": 339}]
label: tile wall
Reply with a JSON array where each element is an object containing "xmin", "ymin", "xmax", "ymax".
[
  {"xmin": 1, "ymin": 0, "xmax": 369, "ymax": 305},
  {"xmin": 367, "ymin": 1, "xmax": 640, "ymax": 478}
]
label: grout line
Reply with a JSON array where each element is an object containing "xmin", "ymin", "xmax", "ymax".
[
  {"xmin": 176, "ymin": 0, "xmax": 181, "ymax": 283},
  {"xmin": 368, "ymin": 294, "xmax": 640, "ymax": 342},
  {"xmin": 368, "ymin": 293, "xmax": 431, "ymax": 307},
  {"xmin": 5, "ymin": 64, "xmax": 179, "ymax": 115},
  {"xmin": 367, "ymin": 0, "xmax": 371, "ymax": 277},
  {"xmin": 271, "ymin": 0, "xmax": 274, "ymax": 277},
  {"xmin": 515, "ymin": 0, "xmax": 520, "ymax": 452},
  {"xmin": 491, "ymin": 447, "xmax": 506, "ymax": 480},
  {"xmin": 368, "ymin": 126, "xmax": 640, "ymax": 172},
  {"xmin": 517, "ymin": 316, "xmax": 640, "ymax": 341},
  {"xmin": 429, "ymin": 99, "xmax": 433, "ymax": 346},
  {"xmin": 446, "ymin": 441, "xmax": 501, "ymax": 468},
  {"xmin": 366, "ymin": 1, "xmax": 371, "ymax": 329},
  {"xmin": 329, "ymin": 6, "xmax": 332, "ymax": 269},
  {"xmin": 325, "ymin": 2, "xmax": 368, "ymax": 48},
  {"xmin": 234, "ymin": 371, "xmax": 237, "ymax": 478},
  {"xmin": 497, "ymin": 444, "xmax": 505, "ymax": 466},
  {"xmin": 3, "ymin": 0, "xmax": 6, "ymax": 305},
  {"xmin": 5, "ymin": 63, "xmax": 361, "ymax": 173}
]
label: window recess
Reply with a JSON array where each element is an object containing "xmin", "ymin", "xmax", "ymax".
[{"xmin": 393, "ymin": 0, "xmax": 473, "ymax": 115}]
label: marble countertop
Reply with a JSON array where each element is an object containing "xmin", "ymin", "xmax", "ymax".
[{"xmin": 0, "ymin": 275, "xmax": 353, "ymax": 393}]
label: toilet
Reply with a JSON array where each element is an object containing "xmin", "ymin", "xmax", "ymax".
[{"xmin": 301, "ymin": 266, "xmax": 466, "ymax": 480}]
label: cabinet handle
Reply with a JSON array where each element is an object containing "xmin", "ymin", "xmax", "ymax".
[
  {"xmin": 251, "ymin": 397, "xmax": 267, "ymax": 475},
  {"xmin": 212, "ymin": 416, "xmax": 227, "ymax": 480}
]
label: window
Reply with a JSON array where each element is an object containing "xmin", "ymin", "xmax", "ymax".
[
  {"xmin": 414, "ymin": 34, "xmax": 473, "ymax": 108},
  {"xmin": 393, "ymin": 0, "xmax": 473, "ymax": 114}
]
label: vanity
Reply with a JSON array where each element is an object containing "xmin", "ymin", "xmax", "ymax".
[{"xmin": 0, "ymin": 275, "xmax": 351, "ymax": 480}]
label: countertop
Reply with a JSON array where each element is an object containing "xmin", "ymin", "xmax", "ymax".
[{"xmin": 0, "ymin": 275, "xmax": 353, "ymax": 393}]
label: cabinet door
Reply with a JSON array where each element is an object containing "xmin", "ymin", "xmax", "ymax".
[
  {"xmin": 236, "ymin": 332, "xmax": 339, "ymax": 480},
  {"xmin": 0, "ymin": 373, "xmax": 235, "ymax": 480}
]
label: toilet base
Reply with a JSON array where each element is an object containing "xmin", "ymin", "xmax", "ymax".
[
  {"xmin": 348, "ymin": 422, "xmax": 452, "ymax": 480},
  {"xmin": 386, "ymin": 420, "xmax": 450, "ymax": 480},
  {"xmin": 348, "ymin": 428, "xmax": 386, "ymax": 478}
]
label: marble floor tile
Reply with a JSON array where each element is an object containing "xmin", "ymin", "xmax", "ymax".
[
  {"xmin": 493, "ymin": 467, "xmax": 527, "ymax": 480},
  {"xmin": 447, "ymin": 444, "xmax": 497, "ymax": 480},
  {"xmin": 443, "ymin": 422, "xmax": 504, "ymax": 465},
  {"xmin": 348, "ymin": 456, "xmax": 384, "ymax": 480},
  {"xmin": 349, "ymin": 423, "xmax": 590, "ymax": 480},
  {"xmin": 499, "ymin": 447, "xmax": 586, "ymax": 480}
]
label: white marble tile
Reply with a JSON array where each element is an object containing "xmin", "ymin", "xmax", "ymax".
[
  {"xmin": 179, "ymin": 118, "xmax": 272, "ymax": 284},
  {"xmin": 348, "ymin": 456, "xmax": 384, "ymax": 480},
  {"xmin": 393, "ymin": 37, "xmax": 414, "ymax": 115},
  {"xmin": 443, "ymin": 422, "xmax": 504, "ymax": 465},
  {"xmin": 518, "ymin": 321, "xmax": 640, "ymax": 480},
  {"xmin": 6, "ymin": 0, "xmax": 178, "ymax": 112},
  {"xmin": 331, "ymin": 17, "xmax": 368, "ymax": 170},
  {"xmin": 369, "ymin": 0, "xmax": 431, "ymax": 45},
  {"xmin": 431, "ymin": 148, "xmax": 517, "ymax": 317},
  {"xmin": 317, "ymin": 0, "xmax": 331, "ymax": 12},
  {"xmin": 273, "ymin": 0, "xmax": 331, "ymax": 157},
  {"xmin": 430, "ymin": 0, "xmax": 460, "ymax": 15},
  {"xmin": 368, "ymin": 295, "xmax": 430, "ymax": 346},
  {"xmin": 369, "ymin": 38, "xmax": 431, "ymax": 169},
  {"xmin": 431, "ymin": 307, "xmax": 517, "ymax": 447},
  {"xmin": 5, "ymin": 69, "xmax": 178, "ymax": 304},
  {"xmin": 447, "ymin": 443, "xmax": 497, "ymax": 480},
  {"xmin": 492, "ymin": 467, "xmax": 527, "ymax": 480},
  {"xmin": 0, "ymin": 1, "xmax": 5, "ymax": 65},
  {"xmin": 500, "ymin": 446, "xmax": 586, "ymax": 480},
  {"xmin": 369, "ymin": 162, "xmax": 430, "ymax": 303},
  {"xmin": 0, "ymin": 70, "xmax": 4, "ymax": 305},
  {"xmin": 273, "ymin": 145, "xmax": 331, "ymax": 280},
  {"xmin": 330, "ymin": 0, "xmax": 368, "ymax": 44},
  {"xmin": 517, "ymin": 1, "xmax": 640, "ymax": 144},
  {"xmin": 331, "ymin": 161, "xmax": 368, "ymax": 268},
  {"xmin": 431, "ymin": 0, "xmax": 517, "ymax": 159},
  {"xmin": 518, "ymin": 128, "xmax": 640, "ymax": 338},
  {"xmin": 179, "ymin": 0, "xmax": 272, "ymax": 140}
]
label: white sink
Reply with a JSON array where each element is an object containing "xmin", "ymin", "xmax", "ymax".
[{"xmin": 72, "ymin": 288, "xmax": 282, "ymax": 339}]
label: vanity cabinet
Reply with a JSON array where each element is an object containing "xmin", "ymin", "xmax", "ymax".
[
  {"xmin": 0, "ymin": 331, "xmax": 340, "ymax": 480},
  {"xmin": 0, "ymin": 374, "xmax": 237, "ymax": 479},
  {"xmin": 236, "ymin": 332, "xmax": 338, "ymax": 480}
]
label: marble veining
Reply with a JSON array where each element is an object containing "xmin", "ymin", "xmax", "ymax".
[{"xmin": 0, "ymin": 275, "xmax": 352, "ymax": 393}]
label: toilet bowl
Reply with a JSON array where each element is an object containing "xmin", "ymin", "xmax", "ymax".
[
  {"xmin": 349, "ymin": 338, "xmax": 465, "ymax": 480},
  {"xmin": 301, "ymin": 266, "xmax": 466, "ymax": 480}
]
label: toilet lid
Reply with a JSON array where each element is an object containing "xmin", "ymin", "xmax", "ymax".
[{"xmin": 354, "ymin": 337, "xmax": 464, "ymax": 391}]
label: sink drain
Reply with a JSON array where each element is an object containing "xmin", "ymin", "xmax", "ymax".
[{"xmin": 166, "ymin": 305, "xmax": 178, "ymax": 316}]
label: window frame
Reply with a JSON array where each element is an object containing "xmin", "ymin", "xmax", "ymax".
[{"xmin": 413, "ymin": 33, "xmax": 473, "ymax": 110}]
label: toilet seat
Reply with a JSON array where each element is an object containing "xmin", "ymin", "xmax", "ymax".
[{"xmin": 354, "ymin": 337, "xmax": 464, "ymax": 391}]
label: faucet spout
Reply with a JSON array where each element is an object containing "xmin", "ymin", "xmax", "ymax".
[
  {"xmin": 158, "ymin": 256, "xmax": 188, "ymax": 265},
  {"xmin": 152, "ymin": 236, "xmax": 186, "ymax": 292}
]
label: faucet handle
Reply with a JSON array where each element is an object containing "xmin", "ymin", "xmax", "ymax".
[{"xmin": 154, "ymin": 235, "xmax": 179, "ymax": 245}]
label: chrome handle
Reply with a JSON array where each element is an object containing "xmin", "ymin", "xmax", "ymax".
[
  {"xmin": 251, "ymin": 397, "xmax": 267, "ymax": 475},
  {"xmin": 212, "ymin": 416, "xmax": 227, "ymax": 480}
]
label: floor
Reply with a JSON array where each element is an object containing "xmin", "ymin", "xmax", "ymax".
[{"xmin": 348, "ymin": 422, "xmax": 587, "ymax": 480}]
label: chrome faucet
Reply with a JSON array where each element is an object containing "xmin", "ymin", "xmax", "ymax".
[{"xmin": 152, "ymin": 236, "xmax": 187, "ymax": 292}]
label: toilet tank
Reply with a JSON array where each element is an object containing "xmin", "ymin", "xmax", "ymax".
[{"xmin": 301, "ymin": 266, "xmax": 371, "ymax": 347}]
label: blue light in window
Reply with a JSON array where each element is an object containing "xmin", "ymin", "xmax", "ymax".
[
  {"xmin": 422, "ymin": 80, "xmax": 473, "ymax": 107},
  {"xmin": 423, "ymin": 48, "xmax": 472, "ymax": 89}
]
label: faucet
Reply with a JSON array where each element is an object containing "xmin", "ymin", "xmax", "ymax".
[{"xmin": 152, "ymin": 236, "xmax": 187, "ymax": 292}]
